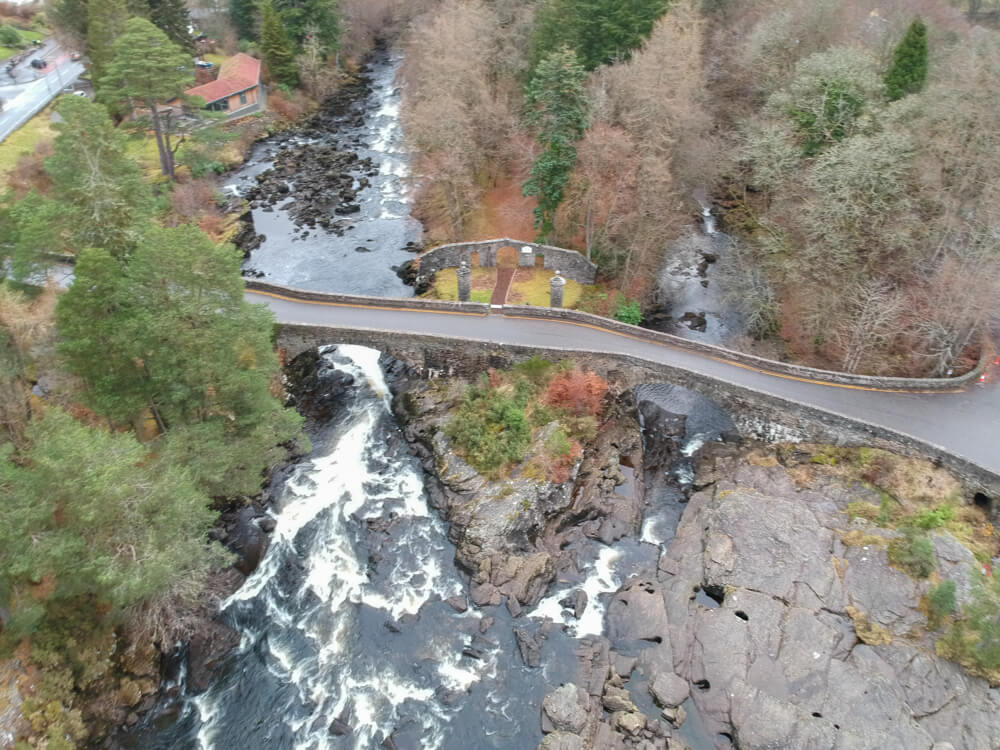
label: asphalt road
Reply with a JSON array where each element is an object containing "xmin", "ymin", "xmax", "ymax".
[
  {"xmin": 246, "ymin": 291, "xmax": 1000, "ymax": 475},
  {"xmin": 0, "ymin": 40, "xmax": 84, "ymax": 144}
]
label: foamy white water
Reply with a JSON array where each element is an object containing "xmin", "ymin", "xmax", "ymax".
[{"xmin": 191, "ymin": 346, "xmax": 488, "ymax": 750}]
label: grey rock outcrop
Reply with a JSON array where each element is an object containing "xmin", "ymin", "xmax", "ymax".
[
  {"xmin": 655, "ymin": 450, "xmax": 1000, "ymax": 750},
  {"xmin": 542, "ymin": 685, "xmax": 591, "ymax": 734},
  {"xmin": 649, "ymin": 673, "xmax": 688, "ymax": 709},
  {"xmin": 397, "ymin": 382, "xmax": 644, "ymax": 613}
]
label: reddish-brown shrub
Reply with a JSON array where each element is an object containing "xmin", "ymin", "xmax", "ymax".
[
  {"xmin": 544, "ymin": 369, "xmax": 608, "ymax": 417},
  {"xmin": 170, "ymin": 178, "xmax": 218, "ymax": 220},
  {"xmin": 268, "ymin": 89, "xmax": 314, "ymax": 123},
  {"xmin": 8, "ymin": 140, "xmax": 53, "ymax": 198},
  {"xmin": 197, "ymin": 212, "xmax": 226, "ymax": 240}
]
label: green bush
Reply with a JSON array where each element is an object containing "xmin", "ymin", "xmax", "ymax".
[
  {"xmin": 937, "ymin": 572, "xmax": 1000, "ymax": 679},
  {"xmin": 888, "ymin": 528, "xmax": 936, "ymax": 578},
  {"xmin": 546, "ymin": 428, "xmax": 571, "ymax": 457},
  {"xmin": 0, "ymin": 25, "xmax": 22, "ymax": 47},
  {"xmin": 913, "ymin": 505, "xmax": 955, "ymax": 530},
  {"xmin": 927, "ymin": 579, "xmax": 957, "ymax": 629},
  {"xmin": 445, "ymin": 386, "xmax": 531, "ymax": 474},
  {"xmin": 613, "ymin": 294, "xmax": 643, "ymax": 325},
  {"xmin": 514, "ymin": 355, "xmax": 553, "ymax": 385}
]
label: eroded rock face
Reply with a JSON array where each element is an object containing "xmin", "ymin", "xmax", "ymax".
[
  {"xmin": 656, "ymin": 451, "xmax": 997, "ymax": 750},
  {"xmin": 397, "ymin": 381, "xmax": 644, "ymax": 613}
]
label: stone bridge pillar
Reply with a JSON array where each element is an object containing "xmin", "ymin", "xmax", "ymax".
[
  {"xmin": 457, "ymin": 262, "xmax": 471, "ymax": 302},
  {"xmin": 550, "ymin": 271, "xmax": 566, "ymax": 308}
]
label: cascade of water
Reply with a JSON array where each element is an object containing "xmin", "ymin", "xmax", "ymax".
[
  {"xmin": 700, "ymin": 205, "xmax": 717, "ymax": 235},
  {"xmin": 181, "ymin": 345, "xmax": 488, "ymax": 750}
]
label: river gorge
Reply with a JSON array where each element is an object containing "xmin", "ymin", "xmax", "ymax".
[{"xmin": 115, "ymin": 48, "xmax": 999, "ymax": 750}]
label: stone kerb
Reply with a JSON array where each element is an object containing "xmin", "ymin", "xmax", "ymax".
[
  {"xmin": 418, "ymin": 238, "xmax": 597, "ymax": 285},
  {"xmin": 272, "ymin": 322, "xmax": 1000, "ymax": 505},
  {"xmin": 501, "ymin": 305, "xmax": 989, "ymax": 391},
  {"xmin": 244, "ymin": 280, "xmax": 491, "ymax": 315}
]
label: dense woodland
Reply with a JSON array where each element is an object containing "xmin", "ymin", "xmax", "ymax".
[
  {"xmin": 0, "ymin": 0, "xmax": 998, "ymax": 746},
  {"xmin": 401, "ymin": 0, "xmax": 1000, "ymax": 376}
]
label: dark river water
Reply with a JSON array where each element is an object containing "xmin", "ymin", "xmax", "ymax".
[
  {"xmin": 125, "ymin": 49, "xmax": 725, "ymax": 750},
  {"xmin": 226, "ymin": 51, "xmax": 421, "ymax": 296},
  {"xmin": 126, "ymin": 347, "xmax": 722, "ymax": 750}
]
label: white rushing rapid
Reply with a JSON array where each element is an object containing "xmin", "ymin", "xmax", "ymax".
[{"xmin": 191, "ymin": 346, "xmax": 491, "ymax": 750}]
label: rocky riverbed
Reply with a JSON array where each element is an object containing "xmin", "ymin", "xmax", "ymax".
[
  {"xmin": 102, "ymin": 347, "xmax": 998, "ymax": 750},
  {"xmin": 227, "ymin": 49, "xmax": 423, "ymax": 296},
  {"xmin": 392, "ymin": 363, "xmax": 998, "ymax": 749}
]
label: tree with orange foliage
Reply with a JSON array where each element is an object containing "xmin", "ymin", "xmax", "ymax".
[{"xmin": 544, "ymin": 368, "xmax": 608, "ymax": 417}]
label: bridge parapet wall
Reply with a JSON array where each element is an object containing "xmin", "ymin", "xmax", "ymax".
[
  {"xmin": 245, "ymin": 280, "xmax": 491, "ymax": 314},
  {"xmin": 502, "ymin": 306, "xmax": 989, "ymax": 391},
  {"xmin": 274, "ymin": 322, "xmax": 1000, "ymax": 506},
  {"xmin": 418, "ymin": 238, "xmax": 597, "ymax": 285},
  {"xmin": 249, "ymin": 279, "xmax": 986, "ymax": 391}
]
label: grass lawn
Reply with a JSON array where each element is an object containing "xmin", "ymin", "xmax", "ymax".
[
  {"xmin": 203, "ymin": 53, "xmax": 229, "ymax": 66},
  {"xmin": 124, "ymin": 133, "xmax": 170, "ymax": 181},
  {"xmin": 507, "ymin": 267, "xmax": 583, "ymax": 307},
  {"xmin": 0, "ymin": 29, "xmax": 45, "ymax": 61},
  {"xmin": 426, "ymin": 266, "xmax": 496, "ymax": 303},
  {"xmin": 0, "ymin": 106, "xmax": 55, "ymax": 188},
  {"xmin": 424, "ymin": 265, "xmax": 585, "ymax": 307}
]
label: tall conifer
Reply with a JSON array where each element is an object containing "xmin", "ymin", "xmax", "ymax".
[
  {"xmin": 885, "ymin": 18, "xmax": 929, "ymax": 101},
  {"xmin": 258, "ymin": 0, "xmax": 299, "ymax": 86}
]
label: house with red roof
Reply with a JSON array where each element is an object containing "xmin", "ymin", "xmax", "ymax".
[{"xmin": 186, "ymin": 53, "xmax": 262, "ymax": 115}]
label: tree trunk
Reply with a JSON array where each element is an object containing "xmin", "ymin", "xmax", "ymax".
[{"xmin": 148, "ymin": 100, "xmax": 175, "ymax": 179}]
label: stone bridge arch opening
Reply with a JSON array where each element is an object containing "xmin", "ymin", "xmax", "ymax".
[{"xmin": 496, "ymin": 246, "xmax": 518, "ymax": 268}]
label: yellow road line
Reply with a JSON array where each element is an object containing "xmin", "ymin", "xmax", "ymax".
[{"xmin": 247, "ymin": 290, "xmax": 967, "ymax": 395}]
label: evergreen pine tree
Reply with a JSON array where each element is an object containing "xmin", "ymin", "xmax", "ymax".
[
  {"xmin": 885, "ymin": 18, "xmax": 929, "ymax": 101},
  {"xmin": 85, "ymin": 0, "xmax": 128, "ymax": 84},
  {"xmin": 230, "ymin": 0, "xmax": 257, "ymax": 39},
  {"xmin": 148, "ymin": 0, "xmax": 193, "ymax": 49},
  {"xmin": 522, "ymin": 47, "xmax": 589, "ymax": 237},
  {"xmin": 276, "ymin": 0, "xmax": 339, "ymax": 50},
  {"xmin": 532, "ymin": 0, "xmax": 668, "ymax": 71},
  {"xmin": 258, "ymin": 0, "xmax": 299, "ymax": 86},
  {"xmin": 101, "ymin": 18, "xmax": 193, "ymax": 179}
]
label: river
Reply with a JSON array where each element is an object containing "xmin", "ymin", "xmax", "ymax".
[
  {"xmin": 227, "ymin": 50, "xmax": 421, "ymax": 297},
  {"xmin": 127, "ymin": 346, "xmax": 590, "ymax": 749},
  {"xmin": 125, "ymin": 49, "xmax": 725, "ymax": 750}
]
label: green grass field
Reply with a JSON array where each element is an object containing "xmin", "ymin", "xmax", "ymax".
[
  {"xmin": 0, "ymin": 28, "xmax": 45, "ymax": 62},
  {"xmin": 426, "ymin": 265, "xmax": 584, "ymax": 307},
  {"xmin": 0, "ymin": 107, "xmax": 55, "ymax": 188}
]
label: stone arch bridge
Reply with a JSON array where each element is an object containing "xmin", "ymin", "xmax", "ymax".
[{"xmin": 244, "ymin": 281, "xmax": 1000, "ymax": 514}]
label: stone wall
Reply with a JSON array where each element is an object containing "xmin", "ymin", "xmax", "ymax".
[
  {"xmin": 249, "ymin": 278, "xmax": 986, "ymax": 391},
  {"xmin": 274, "ymin": 322, "xmax": 1000, "ymax": 507},
  {"xmin": 417, "ymin": 238, "xmax": 598, "ymax": 285},
  {"xmin": 502, "ymin": 306, "xmax": 989, "ymax": 391},
  {"xmin": 245, "ymin": 280, "xmax": 491, "ymax": 315}
]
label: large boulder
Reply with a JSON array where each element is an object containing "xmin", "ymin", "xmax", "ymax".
[
  {"xmin": 649, "ymin": 672, "xmax": 689, "ymax": 708},
  {"xmin": 541, "ymin": 684, "xmax": 590, "ymax": 734},
  {"xmin": 538, "ymin": 731, "xmax": 584, "ymax": 750}
]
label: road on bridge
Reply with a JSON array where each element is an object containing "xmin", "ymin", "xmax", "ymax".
[{"xmin": 246, "ymin": 291, "xmax": 1000, "ymax": 476}]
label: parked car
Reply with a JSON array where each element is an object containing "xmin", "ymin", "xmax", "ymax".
[
  {"xmin": 195, "ymin": 60, "xmax": 213, "ymax": 68},
  {"xmin": 70, "ymin": 51, "xmax": 81, "ymax": 61},
  {"xmin": 29, "ymin": 58, "xmax": 47, "ymax": 69}
]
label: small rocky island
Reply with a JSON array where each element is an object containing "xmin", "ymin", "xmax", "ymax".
[{"xmin": 383, "ymin": 354, "xmax": 999, "ymax": 750}]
